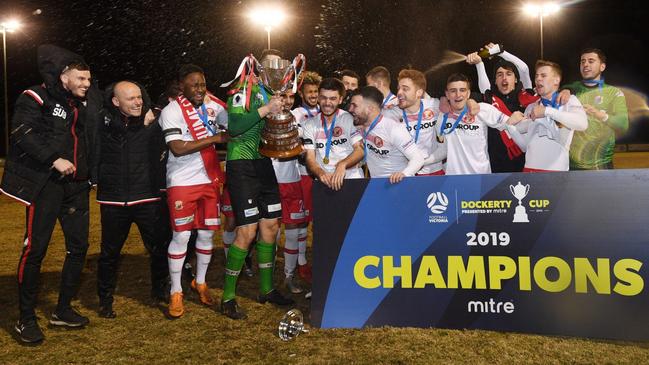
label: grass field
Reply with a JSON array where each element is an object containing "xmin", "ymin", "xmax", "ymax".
[{"xmin": 1, "ymin": 156, "xmax": 649, "ymax": 364}]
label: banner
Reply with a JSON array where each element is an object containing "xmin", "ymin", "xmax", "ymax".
[{"xmin": 311, "ymin": 170, "xmax": 649, "ymax": 341}]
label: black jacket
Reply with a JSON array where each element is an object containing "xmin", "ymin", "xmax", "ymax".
[
  {"xmin": 95, "ymin": 82, "xmax": 166, "ymax": 204},
  {"xmin": 0, "ymin": 44, "xmax": 101, "ymax": 204}
]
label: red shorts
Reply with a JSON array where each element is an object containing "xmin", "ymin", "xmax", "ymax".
[
  {"xmin": 416, "ymin": 170, "xmax": 445, "ymax": 176},
  {"xmin": 221, "ymin": 186, "xmax": 234, "ymax": 218},
  {"xmin": 523, "ymin": 167, "xmax": 557, "ymax": 173},
  {"xmin": 167, "ymin": 184, "xmax": 221, "ymax": 232},
  {"xmin": 300, "ymin": 175, "xmax": 313, "ymax": 222},
  {"xmin": 279, "ymin": 181, "xmax": 307, "ymax": 224}
]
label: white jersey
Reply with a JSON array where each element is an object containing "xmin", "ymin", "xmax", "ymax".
[
  {"xmin": 302, "ymin": 109, "xmax": 364, "ymax": 178},
  {"xmin": 293, "ymin": 105, "xmax": 320, "ymax": 176},
  {"xmin": 443, "ymin": 103, "xmax": 507, "ymax": 175},
  {"xmin": 395, "ymin": 98, "xmax": 445, "ymax": 174},
  {"xmin": 160, "ymin": 99, "xmax": 227, "ymax": 188},
  {"xmin": 363, "ymin": 114, "xmax": 421, "ymax": 177},
  {"xmin": 382, "ymin": 92, "xmax": 398, "ymax": 110},
  {"xmin": 507, "ymin": 95, "xmax": 587, "ymax": 171}
]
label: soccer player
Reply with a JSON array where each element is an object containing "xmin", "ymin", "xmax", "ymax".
[
  {"xmin": 348, "ymin": 86, "xmax": 425, "ymax": 183},
  {"xmin": 272, "ymin": 90, "xmax": 308, "ymax": 294},
  {"xmin": 565, "ymin": 48, "xmax": 629, "ymax": 170},
  {"xmin": 338, "ymin": 69, "xmax": 360, "ymax": 111},
  {"xmin": 303, "ymin": 77, "xmax": 365, "ymax": 188},
  {"xmin": 221, "ymin": 52, "xmax": 294, "ymax": 320},
  {"xmin": 505, "ymin": 61, "xmax": 588, "ymax": 172},
  {"xmin": 291, "ymin": 71, "xmax": 322, "ymax": 287},
  {"xmin": 440, "ymin": 73, "xmax": 522, "ymax": 175},
  {"xmin": 394, "ymin": 69, "xmax": 446, "ymax": 175},
  {"xmin": 159, "ymin": 64, "xmax": 228, "ymax": 318},
  {"xmin": 466, "ymin": 43, "xmax": 540, "ymax": 172},
  {"xmin": 366, "ymin": 66, "xmax": 398, "ymax": 110}
]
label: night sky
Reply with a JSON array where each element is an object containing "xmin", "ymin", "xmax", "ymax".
[{"xmin": 1, "ymin": 0, "xmax": 648, "ymax": 155}]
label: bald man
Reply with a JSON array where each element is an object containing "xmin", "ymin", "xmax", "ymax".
[{"xmin": 95, "ymin": 81, "xmax": 170, "ymax": 319}]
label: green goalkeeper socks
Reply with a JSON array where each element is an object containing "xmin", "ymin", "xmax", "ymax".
[
  {"xmin": 257, "ymin": 240, "xmax": 276, "ymax": 295},
  {"xmin": 222, "ymin": 244, "xmax": 248, "ymax": 302}
]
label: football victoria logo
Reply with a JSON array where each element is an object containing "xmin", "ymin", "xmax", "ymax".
[{"xmin": 427, "ymin": 192, "xmax": 448, "ymax": 214}]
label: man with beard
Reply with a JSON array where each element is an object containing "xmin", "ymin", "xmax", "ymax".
[
  {"xmin": 565, "ymin": 48, "xmax": 628, "ymax": 170},
  {"xmin": 159, "ymin": 64, "xmax": 229, "ymax": 318},
  {"xmin": 466, "ymin": 43, "xmax": 539, "ymax": 172},
  {"xmin": 348, "ymin": 86, "xmax": 424, "ymax": 183},
  {"xmin": 1, "ymin": 45, "xmax": 102, "ymax": 343},
  {"xmin": 506, "ymin": 61, "xmax": 588, "ymax": 172}
]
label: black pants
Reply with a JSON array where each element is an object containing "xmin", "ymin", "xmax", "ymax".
[
  {"xmin": 97, "ymin": 202, "xmax": 169, "ymax": 306},
  {"xmin": 18, "ymin": 179, "xmax": 90, "ymax": 321}
]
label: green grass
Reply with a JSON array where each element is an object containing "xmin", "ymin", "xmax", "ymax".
[{"xmin": 1, "ymin": 166, "xmax": 649, "ymax": 364}]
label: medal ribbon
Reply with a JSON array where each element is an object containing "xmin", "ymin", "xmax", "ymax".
[
  {"xmin": 402, "ymin": 101, "xmax": 424, "ymax": 143},
  {"xmin": 321, "ymin": 111, "xmax": 338, "ymax": 164},
  {"xmin": 440, "ymin": 106, "xmax": 468, "ymax": 136},
  {"xmin": 363, "ymin": 114, "xmax": 383, "ymax": 161}
]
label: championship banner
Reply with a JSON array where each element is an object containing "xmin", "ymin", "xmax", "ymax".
[{"xmin": 310, "ymin": 170, "xmax": 649, "ymax": 341}]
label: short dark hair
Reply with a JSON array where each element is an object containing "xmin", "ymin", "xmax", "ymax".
[
  {"xmin": 62, "ymin": 61, "xmax": 90, "ymax": 73},
  {"xmin": 366, "ymin": 66, "xmax": 391, "ymax": 83},
  {"xmin": 319, "ymin": 77, "xmax": 346, "ymax": 98},
  {"xmin": 260, "ymin": 48, "xmax": 284, "ymax": 61},
  {"xmin": 580, "ymin": 48, "xmax": 607, "ymax": 64},
  {"xmin": 446, "ymin": 73, "xmax": 471, "ymax": 90},
  {"xmin": 353, "ymin": 86, "xmax": 384, "ymax": 107},
  {"xmin": 340, "ymin": 69, "xmax": 360, "ymax": 81},
  {"xmin": 178, "ymin": 64, "xmax": 204, "ymax": 81}
]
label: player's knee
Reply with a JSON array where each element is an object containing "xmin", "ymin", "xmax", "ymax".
[{"xmin": 195, "ymin": 230, "xmax": 214, "ymax": 250}]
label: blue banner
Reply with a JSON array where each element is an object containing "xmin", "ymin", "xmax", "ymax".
[{"xmin": 311, "ymin": 170, "xmax": 649, "ymax": 341}]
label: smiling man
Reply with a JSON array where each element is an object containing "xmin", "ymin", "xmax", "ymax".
[
  {"xmin": 565, "ymin": 48, "xmax": 629, "ymax": 170},
  {"xmin": 159, "ymin": 64, "xmax": 229, "ymax": 318}
]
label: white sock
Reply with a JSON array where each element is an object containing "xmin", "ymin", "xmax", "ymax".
[
  {"xmin": 222, "ymin": 229, "xmax": 235, "ymax": 257},
  {"xmin": 195, "ymin": 230, "xmax": 214, "ymax": 285},
  {"xmin": 283, "ymin": 228, "xmax": 299, "ymax": 277},
  {"xmin": 168, "ymin": 231, "xmax": 190, "ymax": 294},
  {"xmin": 298, "ymin": 227, "xmax": 308, "ymax": 266}
]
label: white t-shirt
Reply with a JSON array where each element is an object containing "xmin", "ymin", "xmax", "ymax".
[
  {"xmin": 382, "ymin": 92, "xmax": 398, "ymax": 110},
  {"xmin": 443, "ymin": 103, "xmax": 507, "ymax": 175},
  {"xmin": 363, "ymin": 114, "xmax": 421, "ymax": 177},
  {"xmin": 508, "ymin": 95, "xmax": 587, "ymax": 171},
  {"xmin": 302, "ymin": 109, "xmax": 364, "ymax": 178},
  {"xmin": 395, "ymin": 98, "xmax": 445, "ymax": 174},
  {"xmin": 293, "ymin": 105, "xmax": 320, "ymax": 176},
  {"xmin": 160, "ymin": 99, "xmax": 227, "ymax": 188}
]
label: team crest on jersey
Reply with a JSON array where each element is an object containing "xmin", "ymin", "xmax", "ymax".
[
  {"xmin": 333, "ymin": 126, "xmax": 343, "ymax": 137},
  {"xmin": 174, "ymin": 200, "xmax": 183, "ymax": 210},
  {"xmin": 464, "ymin": 115, "xmax": 476, "ymax": 124},
  {"xmin": 207, "ymin": 108, "xmax": 216, "ymax": 117},
  {"xmin": 374, "ymin": 136, "xmax": 384, "ymax": 148},
  {"xmin": 423, "ymin": 108, "xmax": 435, "ymax": 120}
]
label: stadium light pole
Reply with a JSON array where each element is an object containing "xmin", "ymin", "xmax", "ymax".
[
  {"xmin": 1, "ymin": 19, "xmax": 22, "ymax": 157},
  {"xmin": 524, "ymin": 3, "xmax": 561, "ymax": 59},
  {"xmin": 248, "ymin": 6, "xmax": 287, "ymax": 50}
]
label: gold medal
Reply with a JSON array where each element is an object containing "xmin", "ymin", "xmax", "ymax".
[{"xmin": 323, "ymin": 157, "xmax": 329, "ymax": 165}]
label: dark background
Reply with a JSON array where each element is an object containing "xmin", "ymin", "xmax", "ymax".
[{"xmin": 1, "ymin": 0, "xmax": 647, "ymax": 156}]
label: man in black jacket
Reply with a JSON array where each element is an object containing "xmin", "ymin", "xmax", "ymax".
[
  {"xmin": 95, "ymin": 81, "xmax": 170, "ymax": 319},
  {"xmin": 0, "ymin": 44, "xmax": 101, "ymax": 344}
]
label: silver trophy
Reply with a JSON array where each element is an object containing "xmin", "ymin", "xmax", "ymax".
[
  {"xmin": 258, "ymin": 55, "xmax": 306, "ymax": 158},
  {"xmin": 278, "ymin": 309, "xmax": 309, "ymax": 341},
  {"xmin": 510, "ymin": 181, "xmax": 530, "ymax": 223}
]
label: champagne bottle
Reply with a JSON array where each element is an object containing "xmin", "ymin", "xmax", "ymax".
[{"xmin": 477, "ymin": 44, "xmax": 504, "ymax": 60}]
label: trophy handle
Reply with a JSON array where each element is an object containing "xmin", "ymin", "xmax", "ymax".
[
  {"xmin": 524, "ymin": 184, "xmax": 530, "ymax": 196},
  {"xmin": 290, "ymin": 54, "xmax": 306, "ymax": 93},
  {"xmin": 509, "ymin": 185, "xmax": 515, "ymax": 196}
]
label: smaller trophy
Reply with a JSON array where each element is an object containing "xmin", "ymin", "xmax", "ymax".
[
  {"xmin": 510, "ymin": 181, "xmax": 530, "ymax": 223},
  {"xmin": 278, "ymin": 309, "xmax": 309, "ymax": 341}
]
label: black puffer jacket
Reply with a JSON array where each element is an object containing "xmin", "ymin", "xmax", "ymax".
[
  {"xmin": 95, "ymin": 82, "xmax": 166, "ymax": 204},
  {"xmin": 0, "ymin": 44, "xmax": 101, "ymax": 204}
]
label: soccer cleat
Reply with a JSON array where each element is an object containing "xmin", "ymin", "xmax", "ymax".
[
  {"xmin": 220, "ymin": 299, "xmax": 247, "ymax": 320},
  {"xmin": 50, "ymin": 308, "xmax": 90, "ymax": 327},
  {"xmin": 14, "ymin": 318, "xmax": 44, "ymax": 343},
  {"xmin": 168, "ymin": 292, "xmax": 185, "ymax": 318},
  {"xmin": 243, "ymin": 256, "xmax": 254, "ymax": 277},
  {"xmin": 298, "ymin": 263, "xmax": 312, "ymax": 284},
  {"xmin": 284, "ymin": 275, "xmax": 304, "ymax": 294},
  {"xmin": 98, "ymin": 304, "xmax": 116, "ymax": 319},
  {"xmin": 258, "ymin": 289, "xmax": 295, "ymax": 306},
  {"xmin": 191, "ymin": 279, "xmax": 215, "ymax": 306}
]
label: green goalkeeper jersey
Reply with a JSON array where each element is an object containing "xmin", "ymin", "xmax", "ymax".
[
  {"xmin": 566, "ymin": 81, "xmax": 628, "ymax": 169},
  {"xmin": 226, "ymin": 84, "xmax": 268, "ymax": 161}
]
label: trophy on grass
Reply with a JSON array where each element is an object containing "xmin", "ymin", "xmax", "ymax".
[
  {"xmin": 278, "ymin": 309, "xmax": 309, "ymax": 341},
  {"xmin": 258, "ymin": 54, "xmax": 306, "ymax": 158}
]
